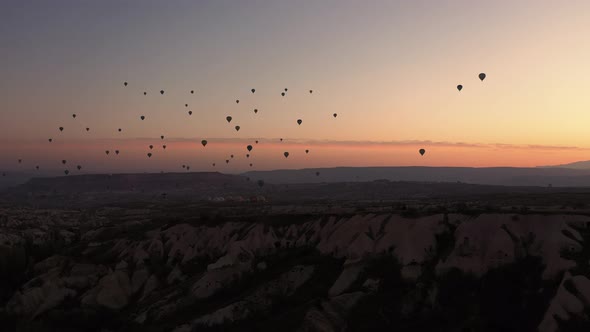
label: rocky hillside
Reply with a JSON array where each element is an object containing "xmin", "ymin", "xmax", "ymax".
[{"xmin": 2, "ymin": 206, "xmax": 590, "ymax": 331}]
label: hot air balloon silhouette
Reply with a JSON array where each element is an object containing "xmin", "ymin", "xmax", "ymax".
[
  {"xmin": 64, "ymin": 170, "xmax": 69, "ymax": 175},
  {"xmin": 254, "ymin": 109, "xmax": 258, "ymax": 114},
  {"xmin": 419, "ymin": 149, "xmax": 426, "ymax": 156},
  {"xmin": 62, "ymin": 160, "xmax": 66, "ymax": 165},
  {"xmin": 115, "ymin": 150, "xmax": 120, "ymax": 155},
  {"xmin": 333, "ymin": 113, "xmax": 337, "ymax": 118},
  {"xmin": 185, "ymin": 104, "xmax": 188, "ymax": 107},
  {"xmin": 280, "ymin": 138, "xmax": 283, "ymax": 142},
  {"xmin": 479, "ymin": 73, "xmax": 486, "ymax": 81},
  {"xmin": 236, "ymin": 100, "xmax": 240, "ymax": 104},
  {"xmin": 309, "ymin": 90, "xmax": 313, "ymax": 94},
  {"xmin": 226, "ymin": 116, "xmax": 232, "ymax": 123},
  {"xmin": 86, "ymin": 127, "xmax": 90, "ymax": 131},
  {"xmin": 147, "ymin": 153, "xmax": 152, "ymax": 158},
  {"xmin": 143, "ymin": 92, "xmax": 147, "ymax": 95},
  {"xmin": 59, "ymin": 127, "xmax": 64, "ymax": 132},
  {"xmin": 305, "ymin": 149, "xmax": 309, "ymax": 154},
  {"xmin": 162, "ymin": 145, "xmax": 167, "ymax": 149},
  {"xmin": 251, "ymin": 88, "xmax": 255, "ymax": 93},
  {"xmin": 182, "ymin": 165, "xmax": 186, "ymax": 169},
  {"xmin": 281, "ymin": 92, "xmax": 285, "ymax": 96},
  {"xmin": 140, "ymin": 115, "xmax": 145, "ymax": 120},
  {"xmin": 191, "ymin": 90, "xmax": 194, "ymax": 94},
  {"xmin": 230, "ymin": 155, "xmax": 234, "ymax": 158},
  {"xmin": 255, "ymin": 140, "xmax": 259, "ymax": 144},
  {"xmin": 118, "ymin": 128, "xmax": 122, "ymax": 132},
  {"xmin": 161, "ymin": 135, "xmax": 165, "ymax": 140},
  {"xmin": 249, "ymin": 163, "xmax": 253, "ymax": 167},
  {"xmin": 188, "ymin": 111, "xmax": 192, "ymax": 115},
  {"xmin": 457, "ymin": 85, "xmax": 463, "ymax": 91},
  {"xmin": 246, "ymin": 154, "xmax": 250, "ymax": 158},
  {"xmin": 48, "ymin": 138, "xmax": 52, "ymax": 142},
  {"xmin": 18, "ymin": 159, "xmax": 22, "ymax": 163},
  {"xmin": 226, "ymin": 160, "xmax": 229, "ymax": 164},
  {"xmin": 105, "ymin": 150, "xmax": 110, "ymax": 155},
  {"xmin": 297, "ymin": 119, "xmax": 302, "ymax": 125},
  {"xmin": 201, "ymin": 140, "xmax": 208, "ymax": 147},
  {"xmin": 72, "ymin": 114, "xmax": 76, "ymax": 118},
  {"xmin": 284, "ymin": 88, "xmax": 288, "ymax": 92},
  {"xmin": 284, "ymin": 152, "xmax": 289, "ymax": 158},
  {"xmin": 77, "ymin": 165, "xmax": 82, "ymax": 170},
  {"xmin": 247, "ymin": 145, "xmax": 253, "ymax": 152},
  {"xmin": 149, "ymin": 145, "xmax": 153, "ymax": 150},
  {"xmin": 235, "ymin": 126, "xmax": 240, "ymax": 132},
  {"xmin": 35, "ymin": 166, "xmax": 39, "ymax": 170},
  {"xmin": 124, "ymin": 82, "xmax": 128, "ymax": 87},
  {"xmin": 160, "ymin": 90, "xmax": 165, "ymax": 95}
]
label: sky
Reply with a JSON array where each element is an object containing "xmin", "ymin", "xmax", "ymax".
[{"xmin": 2, "ymin": 0, "xmax": 590, "ymax": 174}]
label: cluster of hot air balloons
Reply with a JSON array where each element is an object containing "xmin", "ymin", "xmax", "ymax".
[{"xmin": 456, "ymin": 73, "xmax": 486, "ymax": 92}]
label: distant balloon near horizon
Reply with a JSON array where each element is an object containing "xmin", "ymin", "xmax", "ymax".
[
  {"xmin": 140, "ymin": 115, "xmax": 145, "ymax": 121},
  {"xmin": 226, "ymin": 116, "xmax": 232, "ymax": 123},
  {"xmin": 281, "ymin": 92, "xmax": 285, "ymax": 96},
  {"xmin": 201, "ymin": 140, "xmax": 207, "ymax": 147},
  {"xmin": 247, "ymin": 145, "xmax": 252, "ymax": 152},
  {"xmin": 59, "ymin": 127, "xmax": 64, "ymax": 132},
  {"xmin": 147, "ymin": 153, "xmax": 152, "ymax": 158},
  {"xmin": 419, "ymin": 148, "xmax": 426, "ymax": 156},
  {"xmin": 235, "ymin": 125, "xmax": 240, "ymax": 131},
  {"xmin": 123, "ymin": 82, "xmax": 128, "ymax": 87},
  {"xmin": 105, "ymin": 150, "xmax": 110, "ymax": 155},
  {"xmin": 297, "ymin": 119, "xmax": 302, "ymax": 125},
  {"xmin": 333, "ymin": 113, "xmax": 337, "ymax": 118},
  {"xmin": 457, "ymin": 85, "xmax": 463, "ymax": 91},
  {"xmin": 479, "ymin": 73, "xmax": 486, "ymax": 81},
  {"xmin": 72, "ymin": 114, "xmax": 76, "ymax": 118},
  {"xmin": 160, "ymin": 90, "xmax": 165, "ymax": 95},
  {"xmin": 251, "ymin": 88, "xmax": 255, "ymax": 93},
  {"xmin": 284, "ymin": 151, "xmax": 289, "ymax": 158},
  {"xmin": 236, "ymin": 99, "xmax": 240, "ymax": 104},
  {"xmin": 253, "ymin": 109, "xmax": 258, "ymax": 114}
]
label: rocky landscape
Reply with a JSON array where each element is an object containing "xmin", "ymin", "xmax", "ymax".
[{"xmin": 2, "ymin": 174, "xmax": 590, "ymax": 331}]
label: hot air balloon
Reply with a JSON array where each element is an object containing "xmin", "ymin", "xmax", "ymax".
[
  {"xmin": 457, "ymin": 85, "xmax": 463, "ymax": 91},
  {"xmin": 226, "ymin": 160, "xmax": 229, "ymax": 164},
  {"xmin": 226, "ymin": 116, "xmax": 232, "ymax": 123},
  {"xmin": 59, "ymin": 127, "xmax": 64, "ymax": 132},
  {"xmin": 297, "ymin": 119, "xmax": 302, "ymax": 125},
  {"xmin": 235, "ymin": 126, "xmax": 240, "ymax": 131},
  {"xmin": 479, "ymin": 73, "xmax": 486, "ymax": 81},
  {"xmin": 105, "ymin": 150, "xmax": 110, "ymax": 155},
  {"xmin": 182, "ymin": 165, "xmax": 186, "ymax": 169},
  {"xmin": 246, "ymin": 154, "xmax": 250, "ymax": 158},
  {"xmin": 35, "ymin": 166, "xmax": 39, "ymax": 170},
  {"xmin": 124, "ymin": 82, "xmax": 128, "ymax": 86},
  {"xmin": 72, "ymin": 114, "xmax": 76, "ymax": 118},
  {"xmin": 281, "ymin": 92, "xmax": 285, "ymax": 96},
  {"xmin": 149, "ymin": 145, "xmax": 153, "ymax": 150},
  {"xmin": 247, "ymin": 145, "xmax": 252, "ymax": 152},
  {"xmin": 115, "ymin": 150, "xmax": 120, "ymax": 155},
  {"xmin": 62, "ymin": 160, "xmax": 66, "ymax": 165},
  {"xmin": 254, "ymin": 109, "xmax": 258, "ymax": 114},
  {"xmin": 212, "ymin": 163, "xmax": 216, "ymax": 166},
  {"xmin": 249, "ymin": 163, "xmax": 253, "ymax": 167},
  {"xmin": 333, "ymin": 113, "xmax": 337, "ymax": 118},
  {"xmin": 201, "ymin": 140, "xmax": 208, "ymax": 147},
  {"xmin": 18, "ymin": 159, "xmax": 22, "ymax": 163},
  {"xmin": 163, "ymin": 145, "xmax": 167, "ymax": 149},
  {"xmin": 161, "ymin": 135, "xmax": 164, "ymax": 140},
  {"xmin": 419, "ymin": 149, "xmax": 426, "ymax": 156},
  {"xmin": 147, "ymin": 153, "xmax": 152, "ymax": 158},
  {"xmin": 280, "ymin": 138, "xmax": 283, "ymax": 142},
  {"xmin": 118, "ymin": 128, "xmax": 122, "ymax": 132},
  {"xmin": 185, "ymin": 104, "xmax": 188, "ymax": 107},
  {"xmin": 160, "ymin": 90, "xmax": 165, "ymax": 95},
  {"xmin": 86, "ymin": 127, "xmax": 90, "ymax": 131},
  {"xmin": 284, "ymin": 88, "xmax": 288, "ymax": 92},
  {"xmin": 231, "ymin": 155, "xmax": 234, "ymax": 158},
  {"xmin": 305, "ymin": 149, "xmax": 309, "ymax": 154},
  {"xmin": 284, "ymin": 152, "xmax": 289, "ymax": 158},
  {"xmin": 236, "ymin": 100, "xmax": 240, "ymax": 104},
  {"xmin": 64, "ymin": 170, "xmax": 69, "ymax": 175},
  {"xmin": 143, "ymin": 92, "xmax": 147, "ymax": 95},
  {"xmin": 309, "ymin": 90, "xmax": 313, "ymax": 94},
  {"xmin": 188, "ymin": 111, "xmax": 193, "ymax": 115},
  {"xmin": 251, "ymin": 88, "xmax": 255, "ymax": 93},
  {"xmin": 257, "ymin": 180, "xmax": 264, "ymax": 187},
  {"xmin": 141, "ymin": 116, "xmax": 145, "ymax": 120},
  {"xmin": 48, "ymin": 138, "xmax": 52, "ymax": 142},
  {"xmin": 77, "ymin": 165, "xmax": 82, "ymax": 170},
  {"xmin": 186, "ymin": 166, "xmax": 190, "ymax": 171}
]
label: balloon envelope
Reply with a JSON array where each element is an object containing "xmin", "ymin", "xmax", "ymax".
[{"xmin": 479, "ymin": 73, "xmax": 486, "ymax": 81}]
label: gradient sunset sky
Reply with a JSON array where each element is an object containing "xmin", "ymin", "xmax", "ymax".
[{"xmin": 2, "ymin": 0, "xmax": 590, "ymax": 174}]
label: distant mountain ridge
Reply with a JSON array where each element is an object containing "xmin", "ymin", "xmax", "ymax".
[
  {"xmin": 243, "ymin": 166, "xmax": 590, "ymax": 187},
  {"xmin": 540, "ymin": 160, "xmax": 590, "ymax": 170}
]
